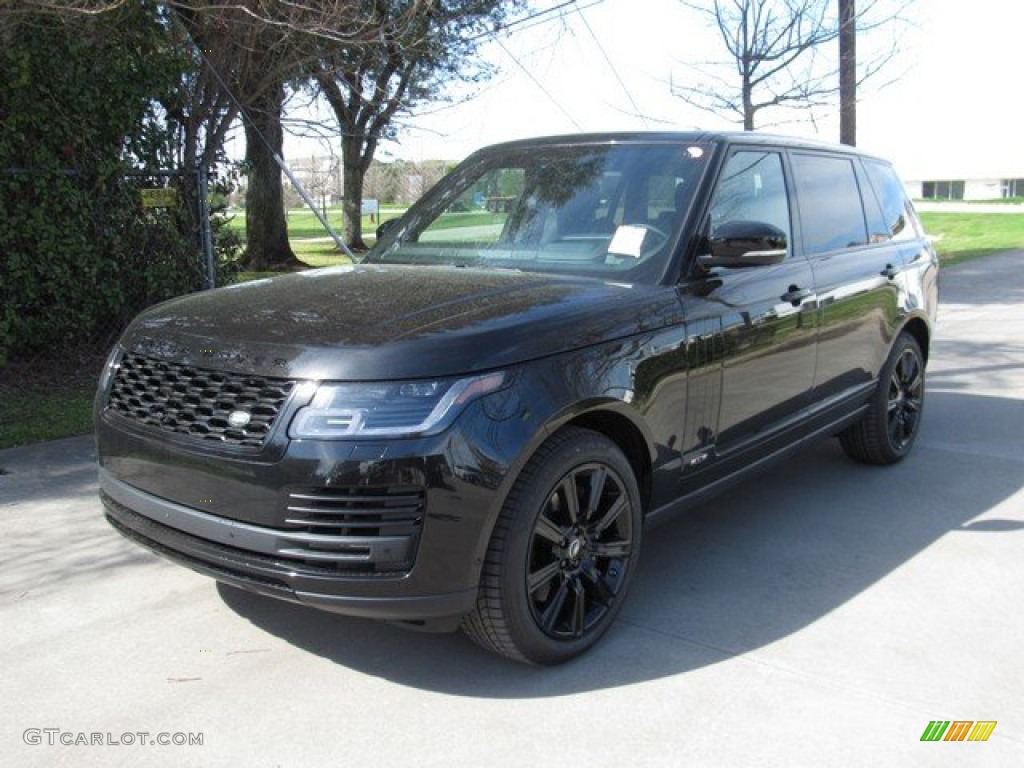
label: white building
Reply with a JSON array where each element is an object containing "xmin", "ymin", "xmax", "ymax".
[
  {"xmin": 903, "ymin": 177, "xmax": 1024, "ymax": 201},
  {"xmin": 901, "ymin": 154, "xmax": 1024, "ymax": 201}
]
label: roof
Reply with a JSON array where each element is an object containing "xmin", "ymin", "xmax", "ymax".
[{"xmin": 472, "ymin": 131, "xmax": 890, "ymax": 163}]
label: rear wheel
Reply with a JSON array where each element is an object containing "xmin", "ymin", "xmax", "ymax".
[
  {"xmin": 839, "ymin": 332, "xmax": 926, "ymax": 465},
  {"xmin": 462, "ymin": 427, "xmax": 641, "ymax": 664}
]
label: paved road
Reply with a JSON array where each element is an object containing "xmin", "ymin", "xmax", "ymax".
[{"xmin": 2, "ymin": 253, "xmax": 1023, "ymax": 767}]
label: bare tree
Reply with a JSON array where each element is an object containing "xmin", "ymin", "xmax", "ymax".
[
  {"xmin": 673, "ymin": 0, "xmax": 907, "ymax": 132},
  {"xmin": 0, "ymin": 0, "xmax": 128, "ymax": 22},
  {"xmin": 312, "ymin": 0, "xmax": 518, "ymax": 250}
]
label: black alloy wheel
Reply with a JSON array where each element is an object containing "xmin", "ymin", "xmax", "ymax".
[
  {"xmin": 526, "ymin": 461, "xmax": 633, "ymax": 641},
  {"xmin": 886, "ymin": 346, "xmax": 924, "ymax": 451},
  {"xmin": 462, "ymin": 427, "xmax": 642, "ymax": 664},
  {"xmin": 840, "ymin": 332, "xmax": 926, "ymax": 465}
]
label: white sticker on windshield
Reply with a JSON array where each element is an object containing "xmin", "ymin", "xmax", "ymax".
[{"xmin": 608, "ymin": 225, "xmax": 648, "ymax": 258}]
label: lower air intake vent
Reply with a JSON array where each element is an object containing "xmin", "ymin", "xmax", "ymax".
[{"xmin": 281, "ymin": 486, "xmax": 425, "ymax": 572}]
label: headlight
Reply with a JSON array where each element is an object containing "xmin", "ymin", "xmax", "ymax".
[
  {"xmin": 96, "ymin": 345, "xmax": 123, "ymax": 399},
  {"xmin": 288, "ymin": 372, "xmax": 506, "ymax": 439}
]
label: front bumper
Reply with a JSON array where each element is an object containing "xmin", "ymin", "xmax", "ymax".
[
  {"xmin": 95, "ymin": 395, "xmax": 534, "ymax": 625},
  {"xmin": 100, "ymin": 479, "xmax": 478, "ymax": 623}
]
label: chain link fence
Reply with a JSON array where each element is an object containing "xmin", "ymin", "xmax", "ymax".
[{"xmin": 0, "ymin": 166, "xmax": 227, "ymax": 448}]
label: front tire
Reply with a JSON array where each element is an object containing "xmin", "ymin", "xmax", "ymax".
[
  {"xmin": 462, "ymin": 427, "xmax": 642, "ymax": 664},
  {"xmin": 839, "ymin": 332, "xmax": 926, "ymax": 465}
]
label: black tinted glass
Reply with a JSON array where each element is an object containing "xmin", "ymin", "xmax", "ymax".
[
  {"xmin": 367, "ymin": 142, "xmax": 710, "ymax": 283},
  {"xmin": 792, "ymin": 154, "xmax": 868, "ymax": 254},
  {"xmin": 708, "ymin": 151, "xmax": 791, "ymax": 243},
  {"xmin": 864, "ymin": 159, "xmax": 914, "ymax": 240}
]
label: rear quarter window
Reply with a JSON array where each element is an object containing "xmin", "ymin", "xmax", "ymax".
[{"xmin": 863, "ymin": 159, "xmax": 918, "ymax": 241}]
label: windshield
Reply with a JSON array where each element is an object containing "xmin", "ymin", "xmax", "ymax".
[{"xmin": 366, "ymin": 142, "xmax": 711, "ymax": 284}]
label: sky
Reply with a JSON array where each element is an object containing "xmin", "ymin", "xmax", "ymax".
[{"xmin": 281, "ymin": 0, "xmax": 1024, "ymax": 181}]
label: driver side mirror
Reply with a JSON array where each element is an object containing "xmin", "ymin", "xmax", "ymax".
[{"xmin": 698, "ymin": 220, "xmax": 787, "ymax": 268}]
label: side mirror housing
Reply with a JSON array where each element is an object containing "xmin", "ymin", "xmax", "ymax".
[{"xmin": 698, "ymin": 220, "xmax": 787, "ymax": 268}]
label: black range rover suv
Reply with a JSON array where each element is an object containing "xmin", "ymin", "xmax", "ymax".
[{"xmin": 96, "ymin": 132, "xmax": 938, "ymax": 664}]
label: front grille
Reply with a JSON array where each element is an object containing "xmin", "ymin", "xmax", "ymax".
[{"xmin": 106, "ymin": 353, "xmax": 296, "ymax": 449}]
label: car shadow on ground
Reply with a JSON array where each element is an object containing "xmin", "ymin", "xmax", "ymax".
[{"xmin": 218, "ymin": 386, "xmax": 1023, "ymax": 698}]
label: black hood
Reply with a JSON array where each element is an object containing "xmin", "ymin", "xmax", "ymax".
[{"xmin": 120, "ymin": 265, "xmax": 683, "ymax": 380}]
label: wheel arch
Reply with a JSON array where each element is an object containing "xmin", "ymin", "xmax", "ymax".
[
  {"xmin": 465, "ymin": 395, "xmax": 658, "ymax": 598},
  {"xmin": 487, "ymin": 400, "xmax": 656, "ymax": 537},
  {"xmin": 898, "ymin": 314, "xmax": 931, "ymax": 365},
  {"xmin": 563, "ymin": 408, "xmax": 653, "ymax": 514}
]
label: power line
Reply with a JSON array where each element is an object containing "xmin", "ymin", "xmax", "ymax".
[
  {"xmin": 494, "ymin": 37, "xmax": 584, "ymax": 131},
  {"xmin": 503, "ymin": 0, "xmax": 607, "ymax": 40},
  {"xmin": 575, "ymin": 5, "xmax": 650, "ymax": 128},
  {"xmin": 467, "ymin": 0, "xmax": 609, "ymax": 43},
  {"xmin": 467, "ymin": 0, "xmax": 582, "ymax": 43}
]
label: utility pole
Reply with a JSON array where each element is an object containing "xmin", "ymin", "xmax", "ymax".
[{"xmin": 839, "ymin": 0, "xmax": 856, "ymax": 145}]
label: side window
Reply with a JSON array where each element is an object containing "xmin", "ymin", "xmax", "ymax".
[
  {"xmin": 708, "ymin": 151, "xmax": 790, "ymax": 243},
  {"xmin": 791, "ymin": 153, "xmax": 868, "ymax": 254},
  {"xmin": 855, "ymin": 163, "xmax": 890, "ymax": 243},
  {"xmin": 863, "ymin": 159, "xmax": 917, "ymax": 241}
]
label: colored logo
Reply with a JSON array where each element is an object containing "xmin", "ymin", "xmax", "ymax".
[{"xmin": 921, "ymin": 721, "xmax": 997, "ymax": 742}]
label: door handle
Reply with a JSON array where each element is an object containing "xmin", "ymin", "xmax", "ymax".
[
  {"xmin": 881, "ymin": 263, "xmax": 902, "ymax": 279},
  {"xmin": 781, "ymin": 286, "xmax": 813, "ymax": 305}
]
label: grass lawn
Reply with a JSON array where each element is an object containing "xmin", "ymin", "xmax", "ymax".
[
  {"xmin": 291, "ymin": 239, "xmax": 356, "ymax": 267},
  {"xmin": 236, "ymin": 239, "xmax": 357, "ymax": 283},
  {"xmin": 0, "ymin": 386, "xmax": 95, "ymax": 450},
  {"xmin": 230, "ymin": 205, "xmax": 398, "ymax": 281},
  {"xmin": 919, "ymin": 211, "xmax": 1024, "ymax": 267},
  {"xmin": 428, "ymin": 211, "xmax": 506, "ymax": 230},
  {"xmin": 227, "ymin": 207, "xmax": 405, "ymax": 239},
  {"xmin": 0, "ymin": 353, "xmax": 104, "ymax": 449}
]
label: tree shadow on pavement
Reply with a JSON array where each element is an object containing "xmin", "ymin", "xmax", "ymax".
[{"xmin": 0, "ymin": 436, "xmax": 159, "ymax": 600}]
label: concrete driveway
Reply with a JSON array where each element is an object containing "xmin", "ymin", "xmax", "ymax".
[{"xmin": 3, "ymin": 252, "xmax": 1023, "ymax": 767}]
